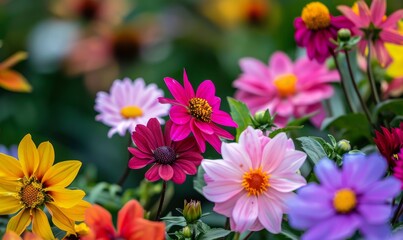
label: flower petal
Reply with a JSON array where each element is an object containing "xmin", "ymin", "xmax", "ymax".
[
  {"xmin": 221, "ymin": 142, "xmax": 252, "ymax": 172},
  {"xmin": 211, "ymin": 110, "xmax": 237, "ymax": 127},
  {"xmin": 0, "ymin": 193, "xmax": 21, "ymax": 215},
  {"xmin": 145, "ymin": 164, "xmax": 160, "ymax": 182},
  {"xmin": 194, "ymin": 121, "xmax": 214, "ymax": 134},
  {"xmin": 380, "ymin": 9, "xmax": 403, "ymax": 28},
  {"xmin": 36, "ymin": 141, "xmax": 55, "ymax": 180},
  {"xmin": 337, "ymin": 6, "xmax": 365, "ymax": 27},
  {"xmin": 58, "ymin": 200, "xmax": 91, "ymax": 221},
  {"xmin": 41, "ymin": 160, "xmax": 81, "ymax": 188},
  {"xmin": 0, "ymin": 153, "xmax": 24, "ymax": 178},
  {"xmin": 183, "ymin": 69, "xmax": 195, "ymax": 99},
  {"xmin": 170, "ymin": 106, "xmax": 191, "ymax": 125},
  {"xmin": 128, "ymin": 218, "xmax": 166, "ymax": 240},
  {"xmin": 261, "ymin": 133, "xmax": 287, "ymax": 173},
  {"xmin": 163, "ymin": 77, "xmax": 188, "ymax": 105},
  {"xmin": 117, "ymin": 200, "xmax": 144, "ymax": 236},
  {"xmin": 46, "ymin": 187, "xmax": 85, "ymax": 208},
  {"xmin": 172, "ymin": 167, "xmax": 186, "ymax": 184},
  {"xmin": 18, "ymin": 134, "xmax": 39, "ymax": 178},
  {"xmin": 32, "ymin": 209, "xmax": 54, "ymax": 240},
  {"xmin": 258, "ymin": 194, "xmax": 283, "ymax": 233},
  {"xmin": 203, "ymin": 180, "xmax": 243, "ymax": 203},
  {"xmin": 0, "ymin": 69, "xmax": 32, "ymax": 92},
  {"xmin": 269, "ymin": 52, "xmax": 293, "ymax": 76},
  {"xmin": 158, "ymin": 164, "xmax": 174, "ymax": 181},
  {"xmin": 238, "ymin": 127, "xmax": 262, "ymax": 169},
  {"xmin": 170, "ymin": 123, "xmax": 191, "ymax": 141},
  {"xmin": 358, "ymin": 204, "xmax": 392, "ymax": 224},
  {"xmin": 232, "ymin": 194, "xmax": 259, "ymax": 232},
  {"xmin": 314, "ymin": 158, "xmax": 342, "ymax": 190},
  {"xmin": 7, "ymin": 209, "xmax": 32, "ymax": 236},
  {"xmin": 174, "ymin": 160, "xmax": 197, "ymax": 175},
  {"xmin": 196, "ymin": 80, "xmax": 215, "ymax": 101},
  {"xmin": 46, "ymin": 203, "xmax": 75, "ymax": 233},
  {"xmin": 370, "ymin": 0, "xmax": 386, "ymax": 25},
  {"xmin": 84, "ymin": 204, "xmax": 116, "ymax": 238},
  {"xmin": 270, "ymin": 173, "xmax": 307, "ymax": 192}
]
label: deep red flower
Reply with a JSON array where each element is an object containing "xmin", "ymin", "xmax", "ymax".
[
  {"xmin": 374, "ymin": 123, "xmax": 403, "ymax": 167},
  {"xmin": 393, "ymin": 148, "xmax": 403, "ymax": 189},
  {"xmin": 128, "ymin": 118, "xmax": 203, "ymax": 184}
]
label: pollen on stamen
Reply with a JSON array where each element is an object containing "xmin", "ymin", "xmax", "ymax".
[
  {"xmin": 188, "ymin": 97, "xmax": 213, "ymax": 122},
  {"xmin": 242, "ymin": 167, "xmax": 270, "ymax": 196}
]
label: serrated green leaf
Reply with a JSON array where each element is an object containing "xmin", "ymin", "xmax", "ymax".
[
  {"xmin": 197, "ymin": 228, "xmax": 231, "ymax": 240},
  {"xmin": 227, "ymin": 97, "xmax": 252, "ymax": 141},
  {"xmin": 161, "ymin": 216, "xmax": 187, "ymax": 230},
  {"xmin": 297, "ymin": 137, "xmax": 327, "ymax": 165}
]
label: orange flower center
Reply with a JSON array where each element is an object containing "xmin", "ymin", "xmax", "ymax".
[
  {"xmin": 301, "ymin": 2, "xmax": 331, "ymax": 30},
  {"xmin": 333, "ymin": 188, "xmax": 357, "ymax": 213},
  {"xmin": 242, "ymin": 168, "xmax": 270, "ymax": 196},
  {"xmin": 120, "ymin": 105, "xmax": 143, "ymax": 119},
  {"xmin": 273, "ymin": 74, "xmax": 298, "ymax": 97},
  {"xmin": 188, "ymin": 97, "xmax": 212, "ymax": 122},
  {"xmin": 19, "ymin": 179, "xmax": 46, "ymax": 208}
]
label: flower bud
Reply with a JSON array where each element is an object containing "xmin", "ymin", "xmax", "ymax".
[
  {"xmin": 338, "ymin": 28, "xmax": 351, "ymax": 41},
  {"xmin": 182, "ymin": 226, "xmax": 192, "ymax": 238},
  {"xmin": 251, "ymin": 109, "xmax": 275, "ymax": 131},
  {"xmin": 336, "ymin": 139, "xmax": 351, "ymax": 153},
  {"xmin": 183, "ymin": 200, "xmax": 202, "ymax": 223}
]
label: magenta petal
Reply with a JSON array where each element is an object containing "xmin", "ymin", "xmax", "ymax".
[
  {"xmin": 183, "ymin": 69, "xmax": 195, "ymax": 99},
  {"xmin": 211, "ymin": 124, "xmax": 234, "ymax": 140},
  {"xmin": 128, "ymin": 157, "xmax": 153, "ymax": 169},
  {"xmin": 370, "ymin": 0, "xmax": 386, "ymax": 25},
  {"xmin": 170, "ymin": 123, "xmax": 191, "ymax": 141},
  {"xmin": 211, "ymin": 110, "xmax": 238, "ymax": 127},
  {"xmin": 190, "ymin": 120, "xmax": 206, "ymax": 153},
  {"xmin": 158, "ymin": 97, "xmax": 179, "ymax": 105},
  {"xmin": 203, "ymin": 132, "xmax": 222, "ymax": 153},
  {"xmin": 380, "ymin": 29, "xmax": 403, "ymax": 45},
  {"xmin": 128, "ymin": 147, "xmax": 152, "ymax": 160},
  {"xmin": 194, "ymin": 120, "xmax": 214, "ymax": 134},
  {"xmin": 174, "ymin": 160, "xmax": 197, "ymax": 175},
  {"xmin": 145, "ymin": 164, "xmax": 160, "ymax": 182},
  {"xmin": 380, "ymin": 10, "xmax": 403, "ymax": 28},
  {"xmin": 337, "ymin": 6, "xmax": 365, "ymax": 27},
  {"xmin": 196, "ymin": 80, "xmax": 215, "ymax": 102},
  {"xmin": 164, "ymin": 77, "xmax": 188, "ymax": 105},
  {"xmin": 172, "ymin": 167, "xmax": 186, "ymax": 184},
  {"xmin": 158, "ymin": 164, "xmax": 174, "ymax": 181},
  {"xmin": 170, "ymin": 106, "xmax": 191, "ymax": 125},
  {"xmin": 146, "ymin": 118, "xmax": 165, "ymax": 147},
  {"xmin": 374, "ymin": 40, "xmax": 392, "ymax": 67}
]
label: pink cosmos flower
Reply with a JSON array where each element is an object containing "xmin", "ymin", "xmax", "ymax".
[
  {"xmin": 128, "ymin": 118, "xmax": 203, "ymax": 184},
  {"xmin": 338, "ymin": 0, "xmax": 403, "ymax": 67},
  {"xmin": 233, "ymin": 52, "xmax": 339, "ymax": 127},
  {"xmin": 158, "ymin": 70, "xmax": 237, "ymax": 153},
  {"xmin": 95, "ymin": 78, "xmax": 170, "ymax": 137},
  {"xmin": 294, "ymin": 2, "xmax": 353, "ymax": 63},
  {"xmin": 202, "ymin": 127, "xmax": 307, "ymax": 233}
]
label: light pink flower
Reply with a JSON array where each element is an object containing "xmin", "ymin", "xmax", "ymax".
[
  {"xmin": 202, "ymin": 127, "xmax": 307, "ymax": 233},
  {"xmin": 158, "ymin": 70, "xmax": 237, "ymax": 153},
  {"xmin": 233, "ymin": 52, "xmax": 339, "ymax": 127},
  {"xmin": 95, "ymin": 78, "xmax": 170, "ymax": 137},
  {"xmin": 338, "ymin": 0, "xmax": 403, "ymax": 67}
]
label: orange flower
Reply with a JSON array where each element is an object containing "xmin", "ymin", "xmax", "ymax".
[
  {"xmin": 2, "ymin": 231, "xmax": 41, "ymax": 240},
  {"xmin": 0, "ymin": 52, "xmax": 32, "ymax": 92},
  {"xmin": 84, "ymin": 200, "xmax": 165, "ymax": 240}
]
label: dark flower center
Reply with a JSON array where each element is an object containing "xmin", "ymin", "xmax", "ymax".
[
  {"xmin": 111, "ymin": 29, "xmax": 140, "ymax": 65},
  {"xmin": 154, "ymin": 146, "xmax": 177, "ymax": 165},
  {"xmin": 188, "ymin": 97, "xmax": 212, "ymax": 122},
  {"xmin": 77, "ymin": 0, "xmax": 99, "ymax": 21}
]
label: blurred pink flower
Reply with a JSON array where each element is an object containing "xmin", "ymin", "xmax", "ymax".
[
  {"xmin": 338, "ymin": 0, "xmax": 403, "ymax": 67},
  {"xmin": 233, "ymin": 52, "xmax": 339, "ymax": 127},
  {"xmin": 128, "ymin": 118, "xmax": 202, "ymax": 184},
  {"xmin": 382, "ymin": 77, "xmax": 403, "ymax": 99},
  {"xmin": 159, "ymin": 70, "xmax": 237, "ymax": 153},
  {"xmin": 202, "ymin": 127, "xmax": 306, "ymax": 233},
  {"xmin": 95, "ymin": 78, "xmax": 169, "ymax": 137},
  {"xmin": 294, "ymin": 2, "xmax": 352, "ymax": 63}
]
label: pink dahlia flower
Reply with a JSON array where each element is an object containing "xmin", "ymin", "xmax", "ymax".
[
  {"xmin": 202, "ymin": 127, "xmax": 307, "ymax": 233},
  {"xmin": 95, "ymin": 78, "xmax": 170, "ymax": 137},
  {"xmin": 233, "ymin": 52, "xmax": 339, "ymax": 127},
  {"xmin": 338, "ymin": 0, "xmax": 403, "ymax": 67},
  {"xmin": 128, "ymin": 118, "xmax": 203, "ymax": 184},
  {"xmin": 294, "ymin": 2, "xmax": 353, "ymax": 63},
  {"xmin": 158, "ymin": 70, "xmax": 237, "ymax": 153}
]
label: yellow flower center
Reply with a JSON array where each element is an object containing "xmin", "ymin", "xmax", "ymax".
[
  {"xmin": 188, "ymin": 98, "xmax": 212, "ymax": 122},
  {"xmin": 273, "ymin": 74, "xmax": 298, "ymax": 97},
  {"xmin": 120, "ymin": 105, "xmax": 143, "ymax": 119},
  {"xmin": 393, "ymin": 153, "xmax": 399, "ymax": 160},
  {"xmin": 19, "ymin": 179, "xmax": 46, "ymax": 208},
  {"xmin": 242, "ymin": 168, "xmax": 270, "ymax": 196},
  {"xmin": 301, "ymin": 2, "xmax": 331, "ymax": 30},
  {"xmin": 333, "ymin": 188, "xmax": 357, "ymax": 213}
]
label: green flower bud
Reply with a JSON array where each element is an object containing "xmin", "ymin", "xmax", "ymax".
[
  {"xmin": 251, "ymin": 109, "xmax": 275, "ymax": 131},
  {"xmin": 183, "ymin": 200, "xmax": 202, "ymax": 223},
  {"xmin": 336, "ymin": 139, "xmax": 351, "ymax": 153},
  {"xmin": 338, "ymin": 28, "xmax": 351, "ymax": 41},
  {"xmin": 182, "ymin": 226, "xmax": 192, "ymax": 238}
]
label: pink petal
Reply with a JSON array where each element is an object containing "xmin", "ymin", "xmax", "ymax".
[
  {"xmin": 238, "ymin": 127, "xmax": 262, "ymax": 169},
  {"xmin": 194, "ymin": 120, "xmax": 214, "ymax": 134},
  {"xmin": 357, "ymin": 0, "xmax": 371, "ymax": 26},
  {"xmin": 380, "ymin": 9, "xmax": 403, "ymax": 28},
  {"xmin": 178, "ymin": 151, "xmax": 203, "ymax": 163},
  {"xmin": 183, "ymin": 69, "xmax": 195, "ymax": 99},
  {"xmin": 213, "ymin": 192, "xmax": 243, "ymax": 216},
  {"xmin": 174, "ymin": 160, "xmax": 197, "ymax": 175},
  {"xmin": 275, "ymin": 100, "xmax": 294, "ymax": 116},
  {"xmin": 308, "ymin": 104, "xmax": 326, "ymax": 128},
  {"xmin": 273, "ymin": 150, "xmax": 306, "ymax": 175},
  {"xmin": 257, "ymin": 194, "xmax": 283, "ymax": 234},
  {"xmin": 132, "ymin": 131, "xmax": 152, "ymax": 153},
  {"xmin": 158, "ymin": 97, "xmax": 180, "ymax": 105},
  {"xmin": 172, "ymin": 167, "xmax": 186, "ymax": 184},
  {"xmin": 202, "ymin": 132, "xmax": 222, "ymax": 153},
  {"xmin": 203, "ymin": 180, "xmax": 243, "ymax": 203},
  {"xmin": 269, "ymin": 173, "xmax": 307, "ymax": 192},
  {"xmin": 145, "ymin": 164, "xmax": 160, "ymax": 182},
  {"xmin": 337, "ymin": 6, "xmax": 365, "ymax": 27},
  {"xmin": 202, "ymin": 159, "xmax": 243, "ymax": 180},
  {"xmin": 146, "ymin": 118, "xmax": 165, "ymax": 147},
  {"xmin": 128, "ymin": 147, "xmax": 152, "ymax": 159},
  {"xmin": 190, "ymin": 120, "xmax": 206, "ymax": 152},
  {"xmin": 211, "ymin": 124, "xmax": 234, "ymax": 140},
  {"xmin": 196, "ymin": 80, "xmax": 215, "ymax": 102},
  {"xmin": 370, "ymin": 0, "xmax": 386, "ymax": 25},
  {"xmin": 170, "ymin": 106, "xmax": 191, "ymax": 125},
  {"xmin": 269, "ymin": 52, "xmax": 293, "ymax": 76},
  {"xmin": 261, "ymin": 133, "xmax": 287, "ymax": 173},
  {"xmin": 158, "ymin": 164, "xmax": 174, "ymax": 181},
  {"xmin": 211, "ymin": 110, "xmax": 238, "ymax": 127},
  {"xmin": 170, "ymin": 123, "xmax": 191, "ymax": 141},
  {"xmin": 232, "ymin": 194, "xmax": 259, "ymax": 232},
  {"xmin": 221, "ymin": 142, "xmax": 252, "ymax": 172},
  {"xmin": 374, "ymin": 40, "xmax": 392, "ymax": 67},
  {"xmin": 164, "ymin": 77, "xmax": 188, "ymax": 105},
  {"xmin": 128, "ymin": 157, "xmax": 153, "ymax": 169},
  {"xmin": 135, "ymin": 124, "xmax": 158, "ymax": 149},
  {"xmin": 239, "ymin": 58, "xmax": 269, "ymax": 79},
  {"xmin": 380, "ymin": 29, "xmax": 403, "ymax": 45}
]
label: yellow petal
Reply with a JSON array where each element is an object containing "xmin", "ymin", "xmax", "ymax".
[
  {"xmin": 2, "ymin": 231, "xmax": 22, "ymax": 240},
  {"xmin": 36, "ymin": 141, "xmax": 55, "ymax": 180},
  {"xmin": 0, "ymin": 70, "xmax": 32, "ymax": 92},
  {"xmin": 46, "ymin": 187, "xmax": 85, "ymax": 208},
  {"xmin": 0, "ymin": 153, "xmax": 24, "ymax": 178},
  {"xmin": 0, "ymin": 178, "xmax": 21, "ymax": 192},
  {"xmin": 7, "ymin": 209, "xmax": 32, "ymax": 236},
  {"xmin": 32, "ymin": 209, "xmax": 55, "ymax": 240},
  {"xmin": 41, "ymin": 161, "xmax": 81, "ymax": 188},
  {"xmin": 0, "ymin": 193, "xmax": 22, "ymax": 215},
  {"xmin": 58, "ymin": 200, "xmax": 91, "ymax": 221},
  {"xmin": 0, "ymin": 52, "xmax": 28, "ymax": 70},
  {"xmin": 18, "ymin": 134, "xmax": 39, "ymax": 178},
  {"xmin": 46, "ymin": 203, "xmax": 75, "ymax": 234}
]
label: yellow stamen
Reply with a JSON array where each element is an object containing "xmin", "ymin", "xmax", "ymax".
[
  {"xmin": 75, "ymin": 223, "xmax": 91, "ymax": 236},
  {"xmin": 19, "ymin": 178, "xmax": 46, "ymax": 208},
  {"xmin": 188, "ymin": 98, "xmax": 212, "ymax": 122},
  {"xmin": 333, "ymin": 188, "xmax": 357, "ymax": 213},
  {"xmin": 273, "ymin": 74, "xmax": 298, "ymax": 97},
  {"xmin": 120, "ymin": 105, "xmax": 143, "ymax": 119},
  {"xmin": 242, "ymin": 167, "xmax": 270, "ymax": 196},
  {"xmin": 301, "ymin": 2, "xmax": 331, "ymax": 30}
]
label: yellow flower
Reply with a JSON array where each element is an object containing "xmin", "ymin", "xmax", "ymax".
[
  {"xmin": 0, "ymin": 52, "xmax": 32, "ymax": 92},
  {"xmin": 385, "ymin": 21, "xmax": 403, "ymax": 78},
  {"xmin": 0, "ymin": 134, "xmax": 90, "ymax": 240}
]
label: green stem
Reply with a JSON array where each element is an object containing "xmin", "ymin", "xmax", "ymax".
[
  {"xmin": 243, "ymin": 232, "xmax": 254, "ymax": 240},
  {"xmin": 331, "ymin": 52, "xmax": 355, "ymax": 113},
  {"xmin": 366, "ymin": 38, "xmax": 381, "ymax": 104},
  {"xmin": 117, "ymin": 135, "xmax": 134, "ymax": 187},
  {"xmin": 232, "ymin": 232, "xmax": 241, "ymax": 240},
  {"xmin": 392, "ymin": 194, "xmax": 403, "ymax": 225},
  {"xmin": 156, "ymin": 181, "xmax": 167, "ymax": 221},
  {"xmin": 344, "ymin": 51, "xmax": 376, "ymax": 129}
]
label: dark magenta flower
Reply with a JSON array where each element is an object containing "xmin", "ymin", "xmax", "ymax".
[
  {"xmin": 374, "ymin": 123, "xmax": 403, "ymax": 168},
  {"xmin": 393, "ymin": 148, "xmax": 403, "ymax": 189},
  {"xmin": 158, "ymin": 70, "xmax": 237, "ymax": 153},
  {"xmin": 287, "ymin": 153, "xmax": 400, "ymax": 240},
  {"xmin": 294, "ymin": 2, "xmax": 352, "ymax": 63},
  {"xmin": 128, "ymin": 118, "xmax": 203, "ymax": 184}
]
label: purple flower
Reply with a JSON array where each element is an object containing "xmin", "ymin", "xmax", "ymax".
[{"xmin": 287, "ymin": 153, "xmax": 400, "ymax": 240}]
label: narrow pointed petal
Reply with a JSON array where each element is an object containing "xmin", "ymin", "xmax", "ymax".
[
  {"xmin": 0, "ymin": 153, "xmax": 24, "ymax": 178},
  {"xmin": 0, "ymin": 52, "xmax": 28, "ymax": 70},
  {"xmin": 36, "ymin": 141, "xmax": 55, "ymax": 179},
  {"xmin": 183, "ymin": 69, "xmax": 195, "ymax": 99},
  {"xmin": 163, "ymin": 77, "xmax": 188, "ymax": 105},
  {"xmin": 0, "ymin": 70, "xmax": 32, "ymax": 92},
  {"xmin": 42, "ymin": 161, "xmax": 81, "ymax": 188},
  {"xmin": 370, "ymin": 0, "xmax": 386, "ymax": 25},
  {"xmin": 0, "ymin": 193, "xmax": 21, "ymax": 215},
  {"xmin": 46, "ymin": 203, "xmax": 75, "ymax": 234},
  {"xmin": 117, "ymin": 200, "xmax": 144, "ymax": 236},
  {"xmin": 7, "ymin": 209, "xmax": 32, "ymax": 236},
  {"xmin": 46, "ymin": 187, "xmax": 85, "ymax": 208},
  {"xmin": 337, "ymin": 6, "xmax": 365, "ymax": 27},
  {"xmin": 32, "ymin": 209, "xmax": 55, "ymax": 240},
  {"xmin": 196, "ymin": 80, "xmax": 215, "ymax": 101},
  {"xmin": 380, "ymin": 10, "xmax": 403, "ymax": 28},
  {"xmin": 18, "ymin": 134, "xmax": 39, "ymax": 178},
  {"xmin": 170, "ymin": 123, "xmax": 191, "ymax": 141},
  {"xmin": 211, "ymin": 110, "xmax": 237, "ymax": 127},
  {"xmin": 380, "ymin": 30, "xmax": 403, "ymax": 45},
  {"xmin": 84, "ymin": 204, "xmax": 116, "ymax": 238}
]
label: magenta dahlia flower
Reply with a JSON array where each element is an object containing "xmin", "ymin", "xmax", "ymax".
[
  {"xmin": 374, "ymin": 123, "xmax": 403, "ymax": 168},
  {"xmin": 338, "ymin": 0, "xmax": 403, "ymax": 67},
  {"xmin": 158, "ymin": 70, "xmax": 237, "ymax": 153},
  {"xmin": 288, "ymin": 153, "xmax": 400, "ymax": 240},
  {"xmin": 294, "ymin": 2, "xmax": 353, "ymax": 63},
  {"xmin": 95, "ymin": 78, "xmax": 170, "ymax": 138},
  {"xmin": 393, "ymin": 149, "xmax": 403, "ymax": 189},
  {"xmin": 128, "ymin": 118, "xmax": 203, "ymax": 184},
  {"xmin": 233, "ymin": 52, "xmax": 339, "ymax": 127},
  {"xmin": 202, "ymin": 127, "xmax": 307, "ymax": 233}
]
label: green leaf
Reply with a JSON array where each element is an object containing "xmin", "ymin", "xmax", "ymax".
[
  {"xmin": 161, "ymin": 216, "xmax": 187, "ymax": 230},
  {"xmin": 279, "ymin": 221, "xmax": 302, "ymax": 240},
  {"xmin": 227, "ymin": 97, "xmax": 252, "ymax": 141},
  {"xmin": 297, "ymin": 137, "xmax": 327, "ymax": 165},
  {"xmin": 328, "ymin": 134, "xmax": 337, "ymax": 147},
  {"xmin": 372, "ymin": 99, "xmax": 403, "ymax": 121},
  {"xmin": 193, "ymin": 166, "xmax": 206, "ymax": 195},
  {"xmin": 321, "ymin": 113, "xmax": 372, "ymax": 141},
  {"xmin": 269, "ymin": 125, "xmax": 303, "ymax": 138},
  {"xmin": 197, "ymin": 228, "xmax": 231, "ymax": 240},
  {"xmin": 286, "ymin": 110, "xmax": 319, "ymax": 127}
]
